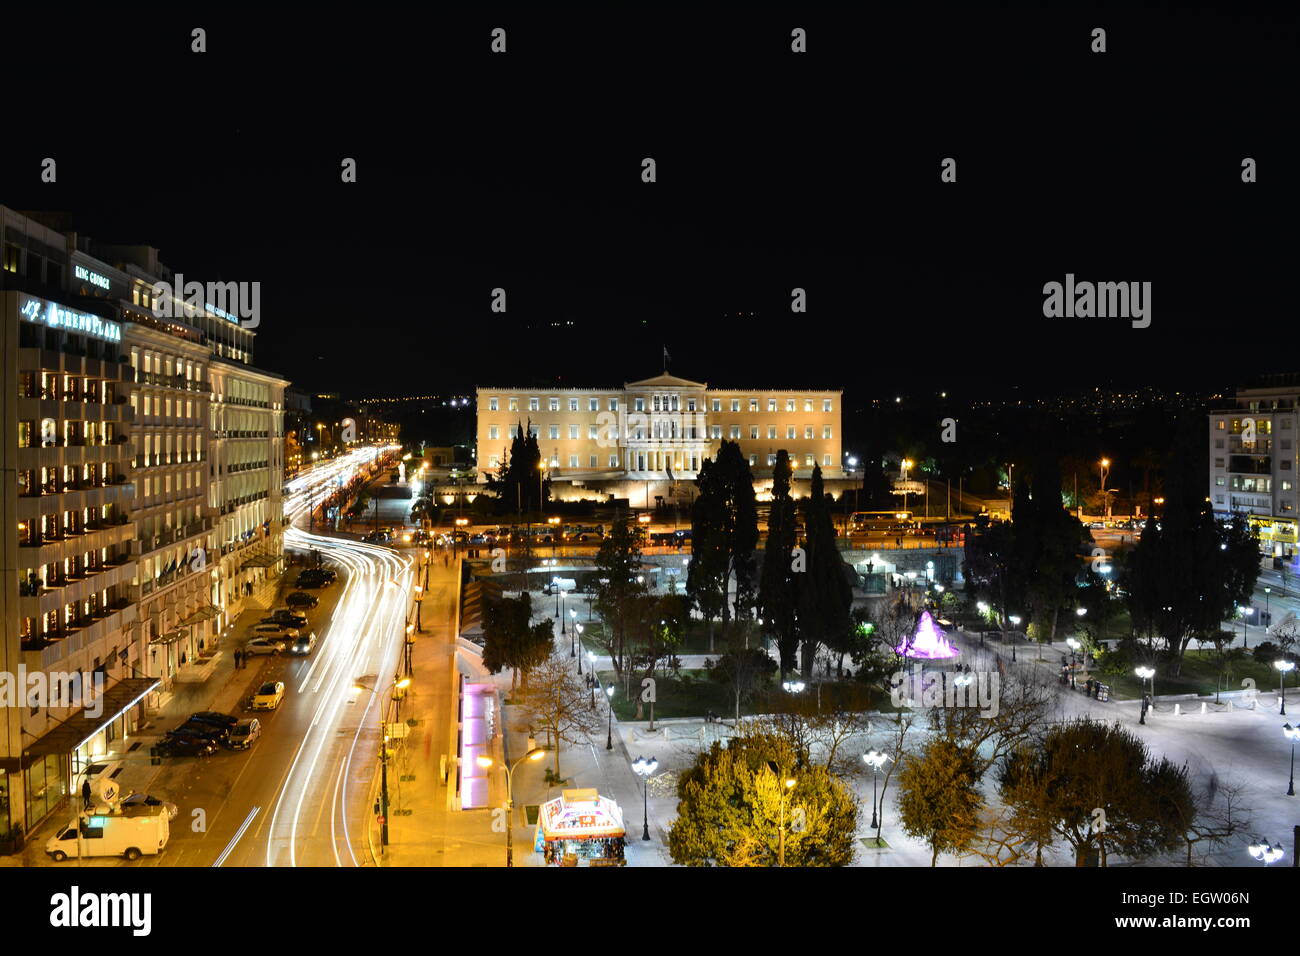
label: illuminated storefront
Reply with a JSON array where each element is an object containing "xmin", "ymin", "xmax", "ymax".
[{"xmin": 534, "ymin": 788, "xmax": 626, "ymax": 866}]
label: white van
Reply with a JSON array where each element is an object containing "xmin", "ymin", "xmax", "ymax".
[{"xmin": 46, "ymin": 809, "xmax": 170, "ymax": 861}]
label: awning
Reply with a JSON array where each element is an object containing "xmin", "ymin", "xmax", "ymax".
[
  {"xmin": 539, "ymin": 789, "xmax": 625, "ymax": 842},
  {"xmin": 240, "ymin": 554, "xmax": 281, "ymax": 570},
  {"xmin": 22, "ymin": 677, "xmax": 160, "ymax": 759},
  {"xmin": 150, "ymin": 629, "xmax": 186, "ymax": 645},
  {"xmin": 177, "ymin": 605, "xmax": 220, "ymax": 626}
]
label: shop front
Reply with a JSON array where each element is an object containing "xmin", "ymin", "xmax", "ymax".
[{"xmin": 534, "ymin": 788, "xmax": 626, "ymax": 866}]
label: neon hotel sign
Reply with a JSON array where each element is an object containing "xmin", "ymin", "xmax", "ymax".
[{"xmin": 19, "ymin": 296, "xmax": 122, "ymax": 342}]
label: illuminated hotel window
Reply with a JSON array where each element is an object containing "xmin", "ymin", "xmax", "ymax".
[
  {"xmin": 569, "ymin": 398, "xmax": 578, "ymax": 411},
  {"xmin": 823, "ymin": 454, "xmax": 832, "ymax": 466},
  {"xmin": 489, "ymin": 397, "xmax": 498, "ymax": 411},
  {"xmin": 610, "ymin": 398, "xmax": 618, "ymax": 411},
  {"xmin": 749, "ymin": 455, "xmax": 757, "ymax": 466},
  {"xmin": 687, "ymin": 399, "xmax": 696, "ymax": 411},
  {"xmin": 730, "ymin": 426, "xmax": 740, "ymax": 439},
  {"xmin": 731, "ymin": 400, "xmax": 740, "ymax": 412},
  {"xmin": 786, "ymin": 400, "xmax": 796, "ymax": 412},
  {"xmin": 804, "ymin": 400, "xmax": 813, "ymax": 412},
  {"xmin": 589, "ymin": 398, "xmax": 599, "ymax": 412},
  {"xmin": 549, "ymin": 398, "xmax": 559, "ymax": 411},
  {"xmin": 805, "ymin": 427, "xmax": 813, "ymax": 439},
  {"xmin": 750, "ymin": 426, "xmax": 759, "ymax": 439},
  {"xmin": 509, "ymin": 398, "xmax": 518, "ymax": 411},
  {"xmin": 768, "ymin": 399, "xmax": 777, "ymax": 412},
  {"xmin": 589, "ymin": 425, "xmax": 599, "ymax": 439},
  {"xmin": 590, "ymin": 455, "xmax": 598, "ymax": 468},
  {"xmin": 489, "ymin": 426, "xmax": 499, "ymax": 440},
  {"xmin": 787, "ymin": 427, "xmax": 796, "ymax": 439},
  {"xmin": 805, "ymin": 454, "xmax": 815, "ymax": 467},
  {"xmin": 569, "ymin": 425, "xmax": 579, "ymax": 439},
  {"xmin": 634, "ymin": 398, "xmax": 644, "ymax": 412},
  {"xmin": 710, "ymin": 425, "xmax": 722, "ymax": 439},
  {"xmin": 824, "ymin": 425, "xmax": 832, "ymax": 439},
  {"xmin": 824, "ymin": 399, "xmax": 833, "ymax": 412},
  {"xmin": 609, "ymin": 454, "xmax": 619, "ymax": 467},
  {"xmin": 749, "ymin": 399, "xmax": 758, "ymax": 411},
  {"xmin": 711, "ymin": 399, "xmax": 721, "ymax": 412},
  {"xmin": 767, "ymin": 454, "xmax": 776, "ymax": 466},
  {"xmin": 509, "ymin": 425, "xmax": 518, "ymax": 438},
  {"xmin": 529, "ymin": 398, "xmax": 539, "ymax": 411},
  {"xmin": 549, "ymin": 426, "xmax": 559, "ymax": 439},
  {"xmin": 569, "ymin": 455, "xmax": 578, "ymax": 468}
]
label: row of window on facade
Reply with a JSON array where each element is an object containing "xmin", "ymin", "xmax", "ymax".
[
  {"xmin": 488, "ymin": 451, "xmax": 834, "ymax": 471},
  {"xmin": 16, "ymin": 419, "xmax": 126, "ymax": 448},
  {"xmin": 487, "ymin": 395, "xmax": 835, "ymax": 413},
  {"xmin": 19, "ymin": 505, "xmax": 124, "ymax": 546},
  {"xmin": 19, "ymin": 590, "xmax": 131, "ymax": 645},
  {"xmin": 19, "ymin": 463, "xmax": 120, "ymax": 497},
  {"xmin": 17, "ymin": 372, "xmax": 121, "ymax": 404},
  {"xmin": 20, "ymin": 543, "xmax": 132, "ymax": 595},
  {"xmin": 489, "ymin": 423, "xmax": 833, "ymax": 442}
]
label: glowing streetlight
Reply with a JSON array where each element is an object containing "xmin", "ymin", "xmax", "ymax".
[
  {"xmin": 476, "ymin": 738, "xmax": 544, "ymax": 866},
  {"xmin": 632, "ymin": 755, "xmax": 659, "ymax": 841},
  {"xmin": 1276, "ymin": 659, "xmax": 1295, "ymax": 717},
  {"xmin": 1284, "ymin": 723, "xmax": 1300, "ymax": 796},
  {"xmin": 1248, "ymin": 839, "xmax": 1285, "ymax": 865}
]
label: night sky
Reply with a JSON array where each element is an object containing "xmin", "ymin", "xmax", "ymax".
[{"xmin": 2, "ymin": 6, "xmax": 1294, "ymax": 400}]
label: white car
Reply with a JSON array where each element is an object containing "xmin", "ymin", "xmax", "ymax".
[
  {"xmin": 249, "ymin": 681, "xmax": 285, "ymax": 711},
  {"xmin": 289, "ymin": 632, "xmax": 316, "ymax": 655},
  {"xmin": 245, "ymin": 637, "xmax": 285, "ymax": 656}
]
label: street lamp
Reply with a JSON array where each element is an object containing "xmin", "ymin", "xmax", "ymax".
[
  {"xmin": 1276, "ymin": 659, "xmax": 1295, "ymax": 717},
  {"xmin": 1009, "ymin": 615, "xmax": 1021, "ymax": 661},
  {"xmin": 1135, "ymin": 666, "xmax": 1155, "ymax": 723},
  {"xmin": 605, "ymin": 684, "xmax": 615, "ymax": 750},
  {"xmin": 1241, "ymin": 605, "xmax": 1255, "ymax": 649},
  {"xmin": 476, "ymin": 738, "xmax": 545, "ymax": 867},
  {"xmin": 1099, "ymin": 458, "xmax": 1110, "ymax": 520},
  {"xmin": 901, "ymin": 458, "xmax": 914, "ymax": 514},
  {"xmin": 769, "ymin": 765, "xmax": 798, "ymax": 866},
  {"xmin": 863, "ymin": 749, "xmax": 892, "ymax": 831},
  {"xmin": 632, "ymin": 755, "xmax": 658, "ymax": 841},
  {"xmin": 1248, "ymin": 839, "xmax": 1286, "ymax": 865},
  {"xmin": 1284, "ymin": 723, "xmax": 1300, "ymax": 796}
]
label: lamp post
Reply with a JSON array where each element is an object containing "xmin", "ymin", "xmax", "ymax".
[
  {"xmin": 632, "ymin": 755, "xmax": 658, "ymax": 841},
  {"xmin": 574, "ymin": 620, "xmax": 583, "ymax": 672},
  {"xmin": 1265, "ymin": 586, "xmax": 1272, "ymax": 625},
  {"xmin": 605, "ymin": 684, "xmax": 615, "ymax": 750},
  {"xmin": 1284, "ymin": 723, "xmax": 1300, "ymax": 796},
  {"xmin": 476, "ymin": 738, "xmax": 544, "ymax": 867},
  {"xmin": 1009, "ymin": 615, "xmax": 1021, "ymax": 662},
  {"xmin": 901, "ymin": 458, "xmax": 913, "ymax": 515},
  {"xmin": 768, "ymin": 764, "xmax": 797, "ymax": 866},
  {"xmin": 863, "ymin": 749, "xmax": 891, "ymax": 831},
  {"xmin": 1135, "ymin": 666, "xmax": 1155, "ymax": 724},
  {"xmin": 1099, "ymin": 458, "xmax": 1110, "ymax": 520},
  {"xmin": 587, "ymin": 650, "xmax": 597, "ymax": 706},
  {"xmin": 1276, "ymin": 659, "xmax": 1295, "ymax": 717},
  {"xmin": 1248, "ymin": 838, "xmax": 1286, "ymax": 865}
]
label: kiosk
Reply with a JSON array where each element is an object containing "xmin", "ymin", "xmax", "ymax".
[{"xmin": 534, "ymin": 788, "xmax": 627, "ymax": 866}]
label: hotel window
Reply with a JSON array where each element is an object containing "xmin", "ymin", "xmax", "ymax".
[
  {"xmin": 704, "ymin": 399, "xmax": 715, "ymax": 412},
  {"xmin": 766, "ymin": 426, "xmax": 775, "ymax": 439},
  {"xmin": 610, "ymin": 398, "xmax": 619, "ymax": 411},
  {"xmin": 805, "ymin": 427, "xmax": 813, "ymax": 439},
  {"xmin": 589, "ymin": 425, "xmax": 599, "ymax": 439},
  {"xmin": 508, "ymin": 425, "xmax": 518, "ymax": 439},
  {"xmin": 589, "ymin": 455, "xmax": 598, "ymax": 468},
  {"xmin": 749, "ymin": 455, "xmax": 757, "ymax": 466},
  {"xmin": 610, "ymin": 454, "xmax": 619, "ymax": 467},
  {"xmin": 1284, "ymin": 480, "xmax": 1294, "ymax": 492},
  {"xmin": 687, "ymin": 398, "xmax": 696, "ymax": 411},
  {"xmin": 569, "ymin": 455, "xmax": 578, "ymax": 468},
  {"xmin": 589, "ymin": 398, "xmax": 599, "ymax": 411},
  {"xmin": 1214, "ymin": 439, "xmax": 1224, "ymax": 449},
  {"xmin": 787, "ymin": 426, "xmax": 796, "ymax": 439},
  {"xmin": 730, "ymin": 426, "xmax": 740, "ymax": 439},
  {"xmin": 529, "ymin": 398, "xmax": 539, "ymax": 411},
  {"xmin": 711, "ymin": 425, "xmax": 722, "ymax": 439},
  {"xmin": 768, "ymin": 399, "xmax": 777, "ymax": 412},
  {"xmin": 653, "ymin": 395, "xmax": 661, "ymax": 411},
  {"xmin": 786, "ymin": 400, "xmax": 796, "ymax": 412},
  {"xmin": 1215, "ymin": 494, "xmax": 1224, "ymax": 504},
  {"xmin": 489, "ymin": 426, "xmax": 499, "ymax": 440},
  {"xmin": 569, "ymin": 425, "xmax": 579, "ymax": 440},
  {"xmin": 489, "ymin": 456, "xmax": 500, "ymax": 469},
  {"xmin": 805, "ymin": 454, "xmax": 815, "ymax": 467},
  {"xmin": 610, "ymin": 425, "xmax": 619, "ymax": 439},
  {"xmin": 750, "ymin": 426, "xmax": 759, "ymax": 439},
  {"xmin": 823, "ymin": 425, "xmax": 832, "ymax": 439},
  {"xmin": 804, "ymin": 400, "xmax": 813, "ymax": 412},
  {"xmin": 749, "ymin": 399, "xmax": 758, "ymax": 412},
  {"xmin": 823, "ymin": 454, "xmax": 832, "ymax": 466},
  {"xmin": 549, "ymin": 398, "xmax": 559, "ymax": 411},
  {"xmin": 731, "ymin": 400, "xmax": 740, "ymax": 412},
  {"xmin": 767, "ymin": 454, "xmax": 776, "ymax": 466},
  {"xmin": 488, "ymin": 397, "xmax": 498, "ymax": 411},
  {"xmin": 549, "ymin": 425, "xmax": 559, "ymax": 439},
  {"xmin": 569, "ymin": 398, "xmax": 578, "ymax": 411},
  {"xmin": 823, "ymin": 399, "xmax": 833, "ymax": 412},
  {"xmin": 529, "ymin": 424, "xmax": 539, "ymax": 438},
  {"xmin": 509, "ymin": 398, "xmax": 518, "ymax": 411},
  {"xmin": 634, "ymin": 398, "xmax": 644, "ymax": 412}
]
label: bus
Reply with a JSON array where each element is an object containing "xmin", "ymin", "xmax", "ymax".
[{"xmin": 848, "ymin": 511, "xmax": 917, "ymax": 535}]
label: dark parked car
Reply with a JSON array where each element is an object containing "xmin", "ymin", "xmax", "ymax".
[
  {"xmin": 170, "ymin": 720, "xmax": 229, "ymax": 744},
  {"xmin": 189, "ymin": 712, "xmax": 239, "ymax": 731},
  {"xmin": 285, "ymin": 591, "xmax": 319, "ymax": 609},
  {"xmin": 261, "ymin": 610, "xmax": 308, "ymax": 628},
  {"xmin": 295, "ymin": 568, "xmax": 336, "ymax": 588},
  {"xmin": 156, "ymin": 735, "xmax": 216, "ymax": 757}
]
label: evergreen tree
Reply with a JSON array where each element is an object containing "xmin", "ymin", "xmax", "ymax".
[
  {"xmin": 796, "ymin": 465, "xmax": 853, "ymax": 678},
  {"xmin": 758, "ymin": 451, "xmax": 799, "ymax": 678},
  {"xmin": 687, "ymin": 441, "xmax": 759, "ymax": 651}
]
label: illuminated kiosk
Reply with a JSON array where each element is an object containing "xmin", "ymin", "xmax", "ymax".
[
  {"xmin": 895, "ymin": 610, "xmax": 960, "ymax": 660},
  {"xmin": 534, "ymin": 789, "xmax": 626, "ymax": 866}
]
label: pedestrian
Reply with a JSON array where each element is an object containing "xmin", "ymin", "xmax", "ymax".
[
  {"xmin": 235, "ymin": 650, "xmax": 243, "ymax": 669},
  {"xmin": 82, "ymin": 779, "xmax": 92, "ymax": 812}
]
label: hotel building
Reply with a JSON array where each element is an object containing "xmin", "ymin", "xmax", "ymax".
[
  {"xmin": 1209, "ymin": 376, "xmax": 1300, "ymax": 555},
  {"xmin": 474, "ymin": 372, "xmax": 846, "ymax": 506},
  {"xmin": 0, "ymin": 207, "xmax": 287, "ymax": 848}
]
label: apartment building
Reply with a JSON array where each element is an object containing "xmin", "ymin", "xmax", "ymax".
[
  {"xmin": 1209, "ymin": 375, "xmax": 1300, "ymax": 555},
  {"xmin": 475, "ymin": 372, "xmax": 846, "ymax": 506}
]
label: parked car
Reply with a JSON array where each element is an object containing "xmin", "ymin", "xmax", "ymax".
[
  {"xmin": 362, "ymin": 531, "xmax": 392, "ymax": 544},
  {"xmin": 285, "ymin": 591, "xmax": 319, "ymax": 609},
  {"xmin": 245, "ymin": 636, "xmax": 285, "ymax": 656},
  {"xmin": 261, "ymin": 610, "xmax": 308, "ymax": 628},
  {"xmin": 155, "ymin": 735, "xmax": 217, "ymax": 757},
  {"xmin": 188, "ymin": 712, "xmax": 240, "ymax": 731},
  {"xmin": 250, "ymin": 621, "xmax": 299, "ymax": 638},
  {"xmin": 249, "ymin": 681, "xmax": 285, "ymax": 711},
  {"xmin": 170, "ymin": 719, "xmax": 229, "ymax": 744},
  {"xmin": 290, "ymin": 631, "xmax": 316, "ymax": 655},
  {"xmin": 120, "ymin": 792, "xmax": 179, "ymax": 820},
  {"xmin": 224, "ymin": 718, "xmax": 262, "ymax": 750}
]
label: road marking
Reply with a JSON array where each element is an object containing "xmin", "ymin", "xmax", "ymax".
[{"xmin": 212, "ymin": 806, "xmax": 261, "ymax": 867}]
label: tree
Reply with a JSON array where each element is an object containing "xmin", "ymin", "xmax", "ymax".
[
  {"xmin": 998, "ymin": 718, "xmax": 1192, "ymax": 866},
  {"xmin": 513, "ymin": 651, "xmax": 603, "ymax": 779},
  {"xmin": 796, "ymin": 464, "xmax": 854, "ymax": 678},
  {"xmin": 706, "ymin": 637, "xmax": 777, "ymax": 723},
  {"xmin": 488, "ymin": 420, "xmax": 547, "ymax": 516},
  {"xmin": 758, "ymin": 451, "xmax": 799, "ymax": 678},
  {"xmin": 591, "ymin": 519, "xmax": 649, "ymax": 685},
  {"xmin": 897, "ymin": 738, "xmax": 985, "ymax": 866},
  {"xmin": 481, "ymin": 593, "xmax": 551, "ymax": 691},
  {"xmin": 687, "ymin": 441, "xmax": 759, "ymax": 651},
  {"xmin": 668, "ymin": 732, "xmax": 858, "ymax": 867}
]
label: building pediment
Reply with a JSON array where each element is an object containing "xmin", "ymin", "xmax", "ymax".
[{"xmin": 624, "ymin": 372, "xmax": 707, "ymax": 390}]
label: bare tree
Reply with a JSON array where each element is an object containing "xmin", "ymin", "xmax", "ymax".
[
  {"xmin": 1172, "ymin": 770, "xmax": 1253, "ymax": 866},
  {"xmin": 513, "ymin": 651, "xmax": 603, "ymax": 779}
]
